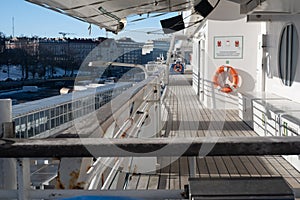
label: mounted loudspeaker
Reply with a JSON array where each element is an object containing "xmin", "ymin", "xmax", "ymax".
[
  {"xmin": 194, "ymin": 0, "xmax": 214, "ymax": 18},
  {"xmin": 160, "ymin": 15, "xmax": 185, "ymax": 34}
]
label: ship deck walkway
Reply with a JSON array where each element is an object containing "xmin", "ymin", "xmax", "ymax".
[{"xmin": 124, "ymin": 74, "xmax": 300, "ymax": 191}]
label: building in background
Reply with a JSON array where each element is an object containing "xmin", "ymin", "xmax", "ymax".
[
  {"xmin": 142, "ymin": 39, "xmax": 170, "ymax": 64},
  {"xmin": 3, "ymin": 37, "xmax": 114, "ymax": 78},
  {"xmin": 5, "ymin": 37, "xmax": 109, "ymax": 61},
  {"xmin": 2, "ymin": 36, "xmax": 170, "ymax": 80},
  {"xmin": 95, "ymin": 38, "xmax": 119, "ymax": 62},
  {"xmin": 115, "ymin": 37, "xmax": 143, "ymax": 64},
  {"xmin": 5, "ymin": 37, "xmax": 39, "ymax": 56}
]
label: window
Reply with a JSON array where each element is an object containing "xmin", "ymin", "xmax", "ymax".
[{"xmin": 278, "ymin": 23, "xmax": 299, "ymax": 86}]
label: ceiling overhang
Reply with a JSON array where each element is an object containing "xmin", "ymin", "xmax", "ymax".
[
  {"xmin": 227, "ymin": 0, "xmax": 300, "ymax": 21},
  {"xmin": 26, "ymin": 0, "xmax": 196, "ymax": 34}
]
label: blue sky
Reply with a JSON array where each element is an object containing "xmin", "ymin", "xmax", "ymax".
[{"xmin": 0, "ymin": 0, "xmax": 176, "ymax": 42}]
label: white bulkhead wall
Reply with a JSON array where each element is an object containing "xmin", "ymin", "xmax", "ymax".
[
  {"xmin": 192, "ymin": 38, "xmax": 199, "ymax": 93},
  {"xmin": 266, "ymin": 16, "xmax": 300, "ymax": 102},
  {"xmin": 192, "ymin": 18, "xmax": 263, "ymax": 109}
]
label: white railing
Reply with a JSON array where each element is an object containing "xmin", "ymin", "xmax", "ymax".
[
  {"xmin": 12, "ymin": 83, "xmax": 133, "ymax": 138},
  {"xmin": 0, "ymin": 67, "xmax": 167, "ymax": 200}
]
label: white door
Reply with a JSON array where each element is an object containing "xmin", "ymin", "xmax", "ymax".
[{"xmin": 200, "ymin": 39, "xmax": 205, "ymax": 102}]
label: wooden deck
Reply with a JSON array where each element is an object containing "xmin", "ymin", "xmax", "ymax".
[{"xmin": 124, "ymin": 74, "xmax": 300, "ymax": 191}]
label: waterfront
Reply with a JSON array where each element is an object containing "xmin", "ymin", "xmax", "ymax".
[
  {"xmin": 2, "ymin": 1, "xmax": 300, "ymax": 199},
  {"xmin": 0, "ymin": 87, "xmax": 60, "ymax": 104}
]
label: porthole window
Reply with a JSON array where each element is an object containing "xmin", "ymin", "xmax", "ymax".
[{"xmin": 278, "ymin": 23, "xmax": 298, "ymax": 86}]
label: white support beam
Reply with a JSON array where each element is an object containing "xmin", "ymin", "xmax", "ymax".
[
  {"xmin": 0, "ymin": 99, "xmax": 16, "ymax": 192},
  {"xmin": 0, "ymin": 189, "xmax": 183, "ymax": 199},
  {"xmin": 16, "ymin": 158, "xmax": 30, "ymax": 200}
]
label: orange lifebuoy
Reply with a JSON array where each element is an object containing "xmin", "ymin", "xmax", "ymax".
[
  {"xmin": 213, "ymin": 65, "xmax": 239, "ymax": 93},
  {"xmin": 173, "ymin": 63, "xmax": 183, "ymax": 72}
]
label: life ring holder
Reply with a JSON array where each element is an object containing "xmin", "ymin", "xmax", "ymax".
[
  {"xmin": 213, "ymin": 65, "xmax": 239, "ymax": 93},
  {"xmin": 173, "ymin": 64, "xmax": 183, "ymax": 72}
]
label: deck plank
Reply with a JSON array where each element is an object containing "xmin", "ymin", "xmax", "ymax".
[
  {"xmin": 147, "ymin": 175, "xmax": 159, "ymax": 190},
  {"xmin": 197, "ymin": 157, "xmax": 210, "ymax": 178},
  {"xmin": 222, "ymin": 156, "xmax": 240, "ymax": 177},
  {"xmin": 231, "ymin": 156, "xmax": 251, "ymax": 177},
  {"xmin": 126, "ymin": 175, "xmax": 139, "ymax": 190},
  {"xmin": 240, "ymin": 156, "xmax": 261, "ymax": 177},
  {"xmin": 247, "ymin": 156, "xmax": 270, "ymax": 176},
  {"xmin": 158, "ymin": 174, "xmax": 168, "ymax": 189},
  {"xmin": 137, "ymin": 175, "xmax": 149, "ymax": 190},
  {"xmin": 259, "ymin": 156, "xmax": 281, "ymax": 176},
  {"xmin": 179, "ymin": 157, "xmax": 190, "ymax": 176},
  {"xmin": 158, "ymin": 157, "xmax": 172, "ymax": 174},
  {"xmin": 169, "ymin": 158, "xmax": 180, "ymax": 189},
  {"xmin": 126, "ymin": 75, "xmax": 300, "ymax": 191},
  {"xmin": 205, "ymin": 157, "xmax": 219, "ymax": 178},
  {"xmin": 214, "ymin": 156, "xmax": 230, "ymax": 178},
  {"xmin": 169, "ymin": 175, "xmax": 180, "ymax": 190}
]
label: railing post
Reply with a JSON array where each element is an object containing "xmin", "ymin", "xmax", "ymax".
[
  {"xmin": 188, "ymin": 157, "xmax": 197, "ymax": 178},
  {"xmin": 17, "ymin": 158, "xmax": 30, "ymax": 200},
  {"xmin": 165, "ymin": 64, "xmax": 170, "ymax": 85},
  {"xmin": 0, "ymin": 99, "xmax": 17, "ymax": 193},
  {"xmin": 0, "ymin": 99, "xmax": 13, "ymax": 138},
  {"xmin": 146, "ymin": 82, "xmax": 162, "ymax": 137},
  {"xmin": 157, "ymin": 83, "xmax": 162, "ymax": 137},
  {"xmin": 211, "ymin": 82, "xmax": 217, "ymax": 109}
]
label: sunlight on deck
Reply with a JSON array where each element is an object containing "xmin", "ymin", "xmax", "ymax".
[{"xmin": 123, "ymin": 74, "xmax": 300, "ymax": 191}]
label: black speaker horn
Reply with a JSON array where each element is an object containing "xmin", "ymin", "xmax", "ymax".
[
  {"xmin": 194, "ymin": 0, "xmax": 214, "ymax": 18},
  {"xmin": 160, "ymin": 15, "xmax": 185, "ymax": 34}
]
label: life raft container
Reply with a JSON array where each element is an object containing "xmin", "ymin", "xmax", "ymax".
[{"xmin": 213, "ymin": 65, "xmax": 239, "ymax": 93}]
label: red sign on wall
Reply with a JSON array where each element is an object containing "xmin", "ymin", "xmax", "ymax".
[
  {"xmin": 214, "ymin": 36, "xmax": 243, "ymax": 59},
  {"xmin": 235, "ymin": 40, "xmax": 240, "ymax": 47}
]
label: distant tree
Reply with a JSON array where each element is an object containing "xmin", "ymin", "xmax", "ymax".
[
  {"xmin": 0, "ymin": 48, "xmax": 34, "ymax": 79},
  {"xmin": 17, "ymin": 49, "xmax": 33, "ymax": 80},
  {"xmin": 0, "ymin": 32, "xmax": 5, "ymax": 53},
  {"xmin": 0, "ymin": 51, "xmax": 6, "ymax": 66},
  {"xmin": 71, "ymin": 57, "xmax": 81, "ymax": 77},
  {"xmin": 39, "ymin": 46, "xmax": 55, "ymax": 79},
  {"xmin": 67, "ymin": 48, "xmax": 80, "ymax": 77}
]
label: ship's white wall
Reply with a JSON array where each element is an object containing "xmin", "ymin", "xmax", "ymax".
[
  {"xmin": 192, "ymin": 24, "xmax": 208, "ymax": 104},
  {"xmin": 193, "ymin": 18, "xmax": 263, "ymax": 109},
  {"xmin": 192, "ymin": 37, "xmax": 199, "ymax": 94},
  {"xmin": 266, "ymin": 16, "xmax": 300, "ymax": 103}
]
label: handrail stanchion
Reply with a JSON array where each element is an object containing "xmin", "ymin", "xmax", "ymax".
[{"xmin": 0, "ymin": 99, "xmax": 17, "ymax": 192}]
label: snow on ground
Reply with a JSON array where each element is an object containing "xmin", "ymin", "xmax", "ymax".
[
  {"xmin": 0, "ymin": 65, "xmax": 77, "ymax": 81},
  {"xmin": 0, "ymin": 65, "xmax": 23, "ymax": 81}
]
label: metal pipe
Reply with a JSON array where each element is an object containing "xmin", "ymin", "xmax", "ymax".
[
  {"xmin": 101, "ymin": 159, "xmax": 122, "ymax": 190},
  {"xmin": 0, "ymin": 189, "xmax": 183, "ymax": 199},
  {"xmin": 87, "ymin": 157, "xmax": 115, "ymax": 189},
  {"xmin": 2, "ymin": 137, "xmax": 300, "ymax": 157}
]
